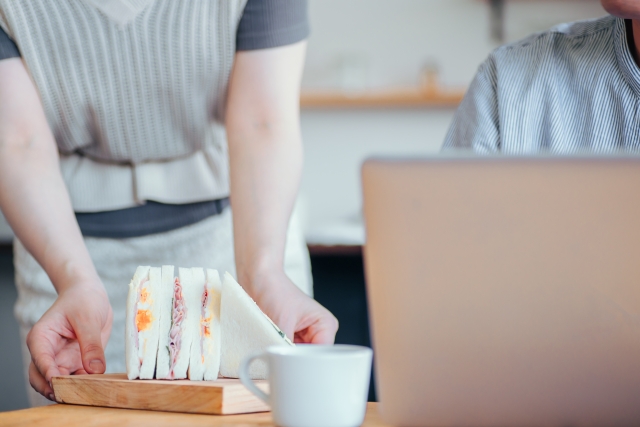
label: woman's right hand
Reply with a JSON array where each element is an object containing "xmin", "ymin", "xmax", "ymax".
[
  {"xmin": 26, "ymin": 281, "xmax": 113, "ymax": 401},
  {"xmin": 0, "ymin": 58, "xmax": 113, "ymax": 402}
]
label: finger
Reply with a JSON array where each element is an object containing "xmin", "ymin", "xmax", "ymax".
[
  {"xmin": 296, "ymin": 316, "xmax": 339, "ymax": 344},
  {"xmin": 309, "ymin": 327, "xmax": 337, "ymax": 344},
  {"xmin": 29, "ymin": 361, "xmax": 55, "ymax": 401},
  {"xmin": 71, "ymin": 318, "xmax": 106, "ymax": 374},
  {"xmin": 27, "ymin": 326, "xmax": 62, "ymax": 383},
  {"xmin": 295, "ymin": 327, "xmax": 333, "ymax": 344},
  {"xmin": 294, "ymin": 330, "xmax": 307, "ymax": 344}
]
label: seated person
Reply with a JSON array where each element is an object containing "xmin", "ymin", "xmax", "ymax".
[{"xmin": 444, "ymin": 0, "xmax": 640, "ymax": 152}]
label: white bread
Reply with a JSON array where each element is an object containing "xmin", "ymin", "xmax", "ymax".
[
  {"xmin": 125, "ymin": 266, "xmax": 161, "ymax": 380},
  {"xmin": 187, "ymin": 268, "xmax": 206, "ymax": 380},
  {"xmin": 139, "ymin": 267, "xmax": 161, "ymax": 379},
  {"xmin": 219, "ymin": 272, "xmax": 293, "ymax": 379},
  {"xmin": 156, "ymin": 265, "xmax": 175, "ymax": 380},
  {"xmin": 187, "ymin": 268, "xmax": 222, "ymax": 381},
  {"xmin": 171, "ymin": 267, "xmax": 196, "ymax": 379},
  {"xmin": 125, "ymin": 266, "xmax": 148, "ymax": 380},
  {"xmin": 203, "ymin": 269, "xmax": 222, "ymax": 381}
]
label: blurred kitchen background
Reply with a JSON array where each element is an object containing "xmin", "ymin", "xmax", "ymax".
[{"xmin": 0, "ymin": 0, "xmax": 606, "ymax": 411}]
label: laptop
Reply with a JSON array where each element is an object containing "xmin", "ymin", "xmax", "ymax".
[{"xmin": 362, "ymin": 156, "xmax": 640, "ymax": 426}]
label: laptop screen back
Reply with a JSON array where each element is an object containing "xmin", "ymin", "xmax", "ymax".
[{"xmin": 362, "ymin": 157, "xmax": 640, "ymax": 426}]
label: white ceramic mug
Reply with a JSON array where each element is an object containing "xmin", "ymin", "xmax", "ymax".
[{"xmin": 239, "ymin": 344, "xmax": 373, "ymax": 427}]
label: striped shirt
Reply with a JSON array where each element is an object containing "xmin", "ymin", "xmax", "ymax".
[{"xmin": 443, "ymin": 16, "xmax": 640, "ymax": 153}]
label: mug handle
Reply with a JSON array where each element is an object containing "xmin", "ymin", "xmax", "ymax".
[{"xmin": 239, "ymin": 351, "xmax": 270, "ymax": 405}]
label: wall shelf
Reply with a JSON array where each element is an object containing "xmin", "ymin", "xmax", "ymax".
[{"xmin": 300, "ymin": 88, "xmax": 465, "ymax": 109}]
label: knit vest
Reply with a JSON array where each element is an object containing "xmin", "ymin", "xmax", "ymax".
[{"xmin": 0, "ymin": 0, "xmax": 247, "ymax": 211}]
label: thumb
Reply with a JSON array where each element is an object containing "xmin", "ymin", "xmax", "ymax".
[{"xmin": 73, "ymin": 318, "xmax": 106, "ymax": 374}]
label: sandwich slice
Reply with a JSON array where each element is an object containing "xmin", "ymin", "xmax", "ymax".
[
  {"xmin": 156, "ymin": 266, "xmax": 196, "ymax": 379},
  {"xmin": 156, "ymin": 265, "xmax": 178, "ymax": 379},
  {"xmin": 187, "ymin": 268, "xmax": 206, "ymax": 380},
  {"xmin": 125, "ymin": 266, "xmax": 161, "ymax": 380},
  {"xmin": 173, "ymin": 267, "xmax": 199, "ymax": 379},
  {"xmin": 219, "ymin": 272, "xmax": 294, "ymax": 379},
  {"xmin": 203, "ymin": 269, "xmax": 222, "ymax": 381},
  {"xmin": 187, "ymin": 268, "xmax": 222, "ymax": 380}
]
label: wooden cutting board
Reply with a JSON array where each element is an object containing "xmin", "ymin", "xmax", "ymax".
[{"xmin": 51, "ymin": 373, "xmax": 270, "ymax": 415}]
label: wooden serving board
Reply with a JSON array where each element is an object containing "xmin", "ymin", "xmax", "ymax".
[{"xmin": 51, "ymin": 373, "xmax": 270, "ymax": 415}]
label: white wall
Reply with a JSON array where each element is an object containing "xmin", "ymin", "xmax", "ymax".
[
  {"xmin": 303, "ymin": 0, "xmax": 606, "ymax": 90},
  {"xmin": 300, "ymin": 109, "xmax": 452, "ymax": 244},
  {"xmin": 300, "ymin": 0, "xmax": 606, "ymax": 244}
]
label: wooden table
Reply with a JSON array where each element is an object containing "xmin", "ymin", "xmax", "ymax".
[{"xmin": 0, "ymin": 402, "xmax": 388, "ymax": 427}]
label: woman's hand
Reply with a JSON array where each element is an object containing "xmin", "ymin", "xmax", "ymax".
[
  {"xmin": 26, "ymin": 282, "xmax": 113, "ymax": 401},
  {"xmin": 226, "ymin": 43, "xmax": 341, "ymax": 345},
  {"xmin": 251, "ymin": 271, "xmax": 338, "ymax": 344},
  {"xmin": 0, "ymin": 58, "xmax": 112, "ymax": 401}
]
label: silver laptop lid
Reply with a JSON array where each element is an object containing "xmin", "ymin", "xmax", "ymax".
[{"xmin": 363, "ymin": 156, "xmax": 640, "ymax": 426}]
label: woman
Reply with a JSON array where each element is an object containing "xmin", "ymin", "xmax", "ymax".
[{"xmin": 0, "ymin": 0, "xmax": 338, "ymax": 405}]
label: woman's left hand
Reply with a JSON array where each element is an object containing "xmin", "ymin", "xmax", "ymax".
[
  {"xmin": 251, "ymin": 271, "xmax": 338, "ymax": 344},
  {"xmin": 226, "ymin": 42, "xmax": 338, "ymax": 344}
]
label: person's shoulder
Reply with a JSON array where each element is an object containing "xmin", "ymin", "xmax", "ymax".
[
  {"xmin": 236, "ymin": 0, "xmax": 309, "ymax": 51},
  {"xmin": 476, "ymin": 14, "xmax": 619, "ymax": 86},
  {"xmin": 492, "ymin": 15, "xmax": 616, "ymax": 61}
]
